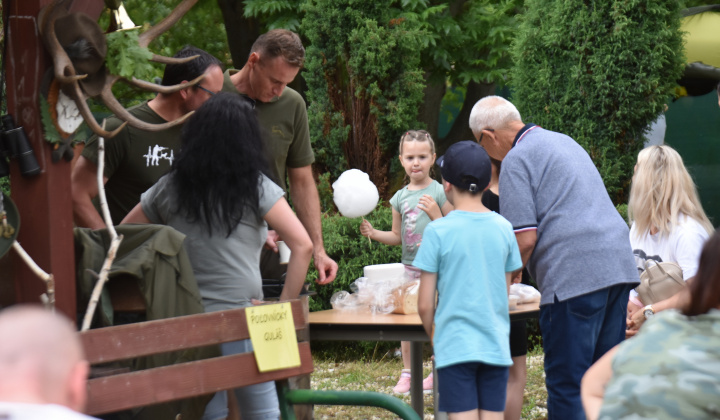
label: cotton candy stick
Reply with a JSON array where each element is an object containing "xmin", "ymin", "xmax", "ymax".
[
  {"xmin": 362, "ymin": 217, "xmax": 372, "ymax": 247},
  {"xmin": 332, "ymin": 169, "xmax": 379, "ymax": 247}
]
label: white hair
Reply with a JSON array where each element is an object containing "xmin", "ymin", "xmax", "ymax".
[{"xmin": 469, "ymin": 95, "xmax": 522, "ymax": 134}]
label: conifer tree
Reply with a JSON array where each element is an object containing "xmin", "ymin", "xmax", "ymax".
[
  {"xmin": 301, "ymin": 0, "xmax": 426, "ymax": 198},
  {"xmin": 511, "ymin": 0, "xmax": 685, "ymax": 203}
]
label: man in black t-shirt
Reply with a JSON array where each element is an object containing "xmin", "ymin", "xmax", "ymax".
[{"xmin": 71, "ymin": 46, "xmax": 224, "ymax": 228}]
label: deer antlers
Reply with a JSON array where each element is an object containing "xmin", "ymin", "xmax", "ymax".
[{"xmin": 38, "ymin": 0, "xmax": 201, "ymax": 138}]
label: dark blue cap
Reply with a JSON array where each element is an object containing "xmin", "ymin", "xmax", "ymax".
[{"xmin": 437, "ymin": 141, "xmax": 491, "ymax": 193}]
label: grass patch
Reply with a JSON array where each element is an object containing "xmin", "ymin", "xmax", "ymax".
[
  {"xmin": 522, "ymin": 347, "xmax": 548, "ymax": 419},
  {"xmin": 310, "ymin": 347, "xmax": 548, "ymax": 419}
]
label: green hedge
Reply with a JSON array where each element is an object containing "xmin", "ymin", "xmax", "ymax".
[
  {"xmin": 307, "ymin": 203, "xmax": 402, "ymax": 312},
  {"xmin": 305, "ymin": 202, "xmax": 403, "ymax": 359},
  {"xmin": 510, "ymin": 0, "xmax": 685, "ymax": 205}
]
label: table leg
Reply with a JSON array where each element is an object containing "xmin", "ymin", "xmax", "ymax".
[
  {"xmin": 410, "ymin": 340, "xmax": 423, "ymax": 417},
  {"xmin": 433, "ymin": 357, "xmax": 448, "ymax": 420}
]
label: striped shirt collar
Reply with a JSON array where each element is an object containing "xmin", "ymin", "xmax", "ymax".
[{"xmin": 512, "ymin": 123, "xmax": 538, "ymax": 148}]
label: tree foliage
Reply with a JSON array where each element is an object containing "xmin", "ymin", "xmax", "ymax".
[
  {"xmin": 399, "ymin": 0, "xmax": 523, "ymax": 153},
  {"xmin": 241, "ymin": 0, "xmax": 521, "ymax": 86},
  {"xmin": 97, "ymin": 0, "xmax": 229, "ymax": 106},
  {"xmin": 125, "ymin": 0, "xmax": 230, "ymax": 64},
  {"xmin": 105, "ymin": 29, "xmax": 155, "ymax": 80},
  {"xmin": 400, "ymin": 0, "xmax": 521, "ymax": 86},
  {"xmin": 241, "ymin": 0, "xmax": 523, "ymax": 183},
  {"xmin": 242, "ymin": 0, "xmax": 301, "ymax": 30},
  {"xmin": 511, "ymin": 0, "xmax": 685, "ymax": 204},
  {"xmin": 301, "ymin": 0, "xmax": 426, "ymax": 199}
]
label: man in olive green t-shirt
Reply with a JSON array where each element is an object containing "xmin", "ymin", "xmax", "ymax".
[
  {"xmin": 223, "ymin": 29, "xmax": 338, "ymax": 285},
  {"xmin": 71, "ymin": 46, "xmax": 224, "ymax": 228}
]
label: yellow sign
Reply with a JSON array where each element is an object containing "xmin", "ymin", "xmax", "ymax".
[{"xmin": 246, "ymin": 302, "xmax": 301, "ymax": 372}]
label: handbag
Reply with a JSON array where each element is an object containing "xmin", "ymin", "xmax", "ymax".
[{"xmin": 636, "ymin": 260, "xmax": 686, "ymax": 304}]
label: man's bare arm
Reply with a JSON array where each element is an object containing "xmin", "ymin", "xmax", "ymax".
[
  {"xmin": 287, "ymin": 165, "xmax": 338, "ymax": 284},
  {"xmin": 71, "ymin": 156, "xmax": 107, "ymax": 229},
  {"xmin": 510, "ymin": 229, "xmax": 537, "ymax": 281}
]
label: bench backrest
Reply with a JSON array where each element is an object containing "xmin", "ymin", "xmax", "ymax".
[{"xmin": 79, "ymin": 300, "xmax": 312, "ymax": 416}]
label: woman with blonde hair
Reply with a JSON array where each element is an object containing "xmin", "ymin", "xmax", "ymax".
[
  {"xmin": 583, "ymin": 228, "xmax": 720, "ymax": 420},
  {"xmin": 626, "ymin": 144, "xmax": 713, "ymax": 335}
]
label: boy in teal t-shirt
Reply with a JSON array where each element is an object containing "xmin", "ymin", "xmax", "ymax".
[{"xmin": 413, "ymin": 141, "xmax": 522, "ymax": 419}]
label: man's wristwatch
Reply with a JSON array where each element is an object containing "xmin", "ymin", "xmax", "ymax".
[{"xmin": 643, "ymin": 304, "xmax": 655, "ymax": 320}]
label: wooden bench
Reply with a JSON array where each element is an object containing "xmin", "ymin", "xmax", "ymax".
[{"xmin": 80, "ymin": 299, "xmax": 420, "ymax": 420}]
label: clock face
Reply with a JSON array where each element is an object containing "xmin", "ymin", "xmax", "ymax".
[{"xmin": 55, "ymin": 91, "xmax": 84, "ymax": 134}]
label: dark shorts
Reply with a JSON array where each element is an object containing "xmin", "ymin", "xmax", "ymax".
[
  {"xmin": 437, "ymin": 362, "xmax": 509, "ymax": 413},
  {"xmin": 509, "ymin": 320, "xmax": 528, "ymax": 357}
]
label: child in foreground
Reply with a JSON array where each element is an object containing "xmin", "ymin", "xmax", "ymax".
[
  {"xmin": 413, "ymin": 141, "xmax": 522, "ymax": 420},
  {"xmin": 360, "ymin": 130, "xmax": 453, "ymax": 394}
]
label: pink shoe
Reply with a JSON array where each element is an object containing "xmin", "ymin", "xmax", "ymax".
[
  {"xmin": 393, "ymin": 371, "xmax": 411, "ymax": 394},
  {"xmin": 422, "ymin": 372, "xmax": 433, "ymax": 394}
]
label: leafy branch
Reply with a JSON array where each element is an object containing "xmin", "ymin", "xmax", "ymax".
[{"xmin": 105, "ymin": 29, "xmax": 154, "ymax": 80}]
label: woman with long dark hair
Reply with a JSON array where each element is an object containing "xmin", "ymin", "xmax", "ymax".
[
  {"xmin": 582, "ymin": 228, "xmax": 720, "ymax": 419},
  {"xmin": 122, "ymin": 92, "xmax": 313, "ymax": 419}
]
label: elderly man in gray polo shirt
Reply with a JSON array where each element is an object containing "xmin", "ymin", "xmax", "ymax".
[{"xmin": 469, "ymin": 96, "xmax": 638, "ymax": 420}]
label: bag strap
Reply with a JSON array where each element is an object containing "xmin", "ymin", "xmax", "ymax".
[{"xmin": 644, "ymin": 259, "xmax": 658, "ymax": 279}]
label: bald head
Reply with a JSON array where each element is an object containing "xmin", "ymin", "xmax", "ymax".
[{"xmin": 0, "ymin": 306, "xmax": 88, "ymax": 411}]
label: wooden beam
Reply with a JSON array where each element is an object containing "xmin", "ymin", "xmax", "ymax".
[
  {"xmin": 81, "ymin": 301, "xmax": 307, "ymax": 364},
  {"xmin": 2, "ymin": 0, "xmax": 104, "ymax": 318},
  {"xmin": 85, "ymin": 343, "xmax": 314, "ymax": 416},
  {"xmin": 80, "ymin": 301, "xmax": 312, "ymax": 416}
]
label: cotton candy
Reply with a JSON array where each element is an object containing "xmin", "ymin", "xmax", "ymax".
[{"xmin": 332, "ymin": 169, "xmax": 379, "ymax": 218}]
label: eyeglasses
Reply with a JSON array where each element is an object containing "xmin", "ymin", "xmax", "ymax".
[
  {"xmin": 477, "ymin": 128, "xmax": 495, "ymax": 145},
  {"xmin": 195, "ymin": 85, "xmax": 216, "ymax": 96}
]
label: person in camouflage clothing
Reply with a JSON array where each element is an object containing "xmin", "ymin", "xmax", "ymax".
[{"xmin": 581, "ymin": 228, "xmax": 720, "ymax": 420}]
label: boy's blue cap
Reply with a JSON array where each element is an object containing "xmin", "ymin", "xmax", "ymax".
[{"xmin": 437, "ymin": 141, "xmax": 491, "ymax": 193}]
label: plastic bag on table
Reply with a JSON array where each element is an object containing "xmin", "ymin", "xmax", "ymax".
[
  {"xmin": 509, "ymin": 283, "xmax": 541, "ymax": 304},
  {"xmin": 331, "ymin": 291, "xmax": 360, "ymax": 310},
  {"xmin": 390, "ymin": 280, "xmax": 420, "ymax": 314},
  {"xmin": 332, "ymin": 270, "xmax": 420, "ymax": 314},
  {"xmin": 366, "ymin": 276, "xmax": 398, "ymax": 314}
]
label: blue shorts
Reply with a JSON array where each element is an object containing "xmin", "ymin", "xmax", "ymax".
[{"xmin": 437, "ymin": 362, "xmax": 509, "ymax": 413}]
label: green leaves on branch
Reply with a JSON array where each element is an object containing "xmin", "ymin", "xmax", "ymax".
[
  {"xmin": 244, "ymin": 0, "xmax": 301, "ymax": 31},
  {"xmin": 39, "ymin": 95, "xmax": 63, "ymax": 144},
  {"xmin": 105, "ymin": 29, "xmax": 155, "ymax": 80},
  {"xmin": 245, "ymin": 0, "xmax": 523, "ymax": 174},
  {"xmin": 400, "ymin": 0, "xmax": 521, "ymax": 86},
  {"xmin": 301, "ymin": 0, "xmax": 425, "ymax": 199}
]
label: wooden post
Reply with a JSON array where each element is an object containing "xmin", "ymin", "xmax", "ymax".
[{"xmin": 3, "ymin": 0, "xmax": 102, "ymax": 319}]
